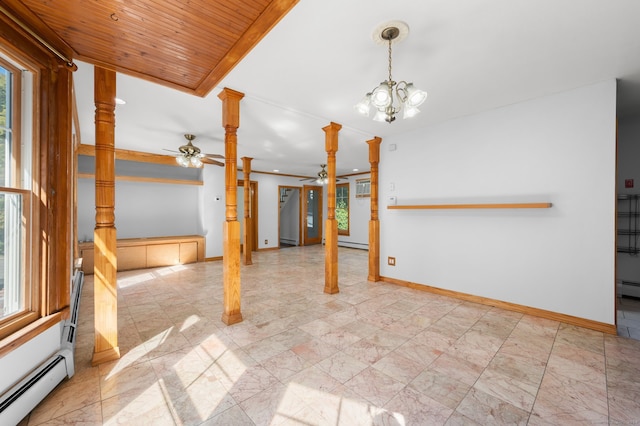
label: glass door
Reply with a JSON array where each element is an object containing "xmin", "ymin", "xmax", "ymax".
[{"xmin": 303, "ymin": 185, "xmax": 323, "ymax": 245}]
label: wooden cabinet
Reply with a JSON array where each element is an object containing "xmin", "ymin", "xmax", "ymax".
[{"xmin": 78, "ymin": 235, "xmax": 205, "ymax": 274}]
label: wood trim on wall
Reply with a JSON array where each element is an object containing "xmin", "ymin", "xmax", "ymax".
[
  {"xmin": 78, "ymin": 143, "xmax": 183, "ymax": 167},
  {"xmin": 77, "ymin": 173, "xmax": 203, "ymax": 186},
  {"xmin": 0, "ymin": 311, "xmax": 65, "ymax": 358},
  {"xmin": 380, "ymin": 276, "xmax": 617, "ymax": 335}
]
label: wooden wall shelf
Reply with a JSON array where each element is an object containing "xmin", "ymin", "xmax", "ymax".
[
  {"xmin": 78, "ymin": 235, "xmax": 205, "ymax": 274},
  {"xmin": 387, "ymin": 202, "xmax": 552, "ymax": 210}
]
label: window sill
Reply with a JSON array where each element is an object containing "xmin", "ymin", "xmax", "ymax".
[{"xmin": 0, "ymin": 311, "xmax": 65, "ymax": 357}]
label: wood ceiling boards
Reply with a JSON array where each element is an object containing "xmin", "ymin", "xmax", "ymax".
[{"xmin": 8, "ymin": 0, "xmax": 298, "ymax": 96}]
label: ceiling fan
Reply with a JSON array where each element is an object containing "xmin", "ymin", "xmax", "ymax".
[
  {"xmin": 300, "ymin": 164, "xmax": 341, "ymax": 184},
  {"xmin": 164, "ymin": 134, "xmax": 224, "ymax": 167}
]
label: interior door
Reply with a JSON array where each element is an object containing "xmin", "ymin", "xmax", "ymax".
[
  {"xmin": 303, "ymin": 185, "xmax": 323, "ymax": 245},
  {"xmin": 278, "ymin": 186, "xmax": 301, "ymax": 247}
]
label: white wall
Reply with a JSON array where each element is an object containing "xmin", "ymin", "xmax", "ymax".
[
  {"xmin": 0, "ymin": 322, "xmax": 62, "ymax": 395},
  {"xmin": 214, "ymin": 172, "xmax": 372, "ymax": 252},
  {"xmin": 77, "ymin": 179, "xmax": 203, "ymax": 242},
  {"xmin": 76, "ymin": 162, "xmax": 371, "ymax": 258},
  {"xmin": 202, "ymin": 165, "xmax": 226, "ymax": 258},
  {"xmin": 616, "ymin": 117, "xmax": 640, "ymax": 292},
  {"xmin": 380, "ymin": 80, "xmax": 617, "ymax": 325}
]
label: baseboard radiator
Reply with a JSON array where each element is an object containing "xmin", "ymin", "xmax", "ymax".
[{"xmin": 0, "ymin": 270, "xmax": 85, "ymax": 424}]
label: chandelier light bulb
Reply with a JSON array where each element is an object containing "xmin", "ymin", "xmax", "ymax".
[
  {"xmin": 371, "ymin": 83, "xmax": 392, "ymax": 108},
  {"xmin": 372, "ymin": 109, "xmax": 387, "ymax": 122},
  {"xmin": 405, "ymin": 83, "xmax": 427, "ymax": 107},
  {"xmin": 176, "ymin": 155, "xmax": 189, "ymax": 167},
  {"xmin": 354, "ymin": 93, "xmax": 372, "ymax": 116},
  {"xmin": 403, "ymin": 105, "xmax": 420, "ymax": 119}
]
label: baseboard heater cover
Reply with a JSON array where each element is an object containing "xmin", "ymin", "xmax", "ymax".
[
  {"xmin": 0, "ymin": 271, "xmax": 84, "ymax": 425},
  {"xmin": 0, "ymin": 355, "xmax": 68, "ymax": 423}
]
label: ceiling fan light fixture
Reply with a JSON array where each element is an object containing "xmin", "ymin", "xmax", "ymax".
[
  {"xmin": 176, "ymin": 155, "xmax": 190, "ymax": 167},
  {"xmin": 355, "ymin": 21, "xmax": 427, "ymax": 123},
  {"xmin": 169, "ymin": 134, "xmax": 223, "ymax": 168}
]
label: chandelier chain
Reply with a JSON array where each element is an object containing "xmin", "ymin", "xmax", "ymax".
[{"xmin": 387, "ymin": 38, "xmax": 393, "ymax": 85}]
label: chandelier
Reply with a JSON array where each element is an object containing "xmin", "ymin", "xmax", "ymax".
[{"xmin": 354, "ymin": 22, "xmax": 427, "ymax": 123}]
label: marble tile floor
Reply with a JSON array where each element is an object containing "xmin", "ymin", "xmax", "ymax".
[{"xmin": 20, "ymin": 246, "xmax": 640, "ymax": 425}]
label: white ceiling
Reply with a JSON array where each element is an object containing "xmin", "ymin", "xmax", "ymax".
[{"xmin": 74, "ymin": 0, "xmax": 640, "ymax": 178}]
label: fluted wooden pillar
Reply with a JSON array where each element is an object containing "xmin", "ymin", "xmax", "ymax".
[
  {"xmin": 323, "ymin": 122, "xmax": 341, "ymax": 294},
  {"xmin": 219, "ymin": 88, "xmax": 244, "ymax": 325},
  {"xmin": 242, "ymin": 157, "xmax": 253, "ymax": 265},
  {"xmin": 367, "ymin": 137, "xmax": 382, "ymax": 282},
  {"xmin": 92, "ymin": 67, "xmax": 120, "ymax": 365}
]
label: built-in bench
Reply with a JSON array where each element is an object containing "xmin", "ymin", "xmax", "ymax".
[{"xmin": 78, "ymin": 235, "xmax": 205, "ymax": 274}]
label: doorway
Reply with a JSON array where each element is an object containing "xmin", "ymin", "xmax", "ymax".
[
  {"xmin": 303, "ymin": 185, "xmax": 323, "ymax": 245},
  {"xmin": 237, "ymin": 180, "xmax": 258, "ymax": 252},
  {"xmin": 278, "ymin": 186, "xmax": 300, "ymax": 247}
]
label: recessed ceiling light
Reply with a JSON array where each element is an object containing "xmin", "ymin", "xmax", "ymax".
[
  {"xmin": 115, "ymin": 97, "xmax": 126, "ymax": 105},
  {"xmin": 273, "ymin": 169, "xmax": 280, "ymax": 173},
  {"xmin": 353, "ymin": 168, "xmax": 359, "ymax": 172}
]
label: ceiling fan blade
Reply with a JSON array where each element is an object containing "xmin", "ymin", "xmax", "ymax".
[
  {"xmin": 163, "ymin": 149, "xmax": 180, "ymax": 154},
  {"xmin": 201, "ymin": 158, "xmax": 224, "ymax": 167},
  {"xmin": 202, "ymin": 153, "xmax": 224, "ymax": 159}
]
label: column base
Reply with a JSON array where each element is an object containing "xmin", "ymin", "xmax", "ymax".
[
  {"xmin": 323, "ymin": 285, "xmax": 339, "ymax": 294},
  {"xmin": 91, "ymin": 346, "xmax": 120, "ymax": 366},
  {"xmin": 222, "ymin": 311, "xmax": 243, "ymax": 325}
]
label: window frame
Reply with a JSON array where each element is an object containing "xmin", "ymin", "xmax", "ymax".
[
  {"xmin": 355, "ymin": 178, "xmax": 371, "ymax": 198},
  {"xmin": 0, "ymin": 54, "xmax": 37, "ymax": 338},
  {"xmin": 336, "ymin": 182, "xmax": 350, "ymax": 236},
  {"xmin": 0, "ymin": 15, "xmax": 74, "ymax": 350}
]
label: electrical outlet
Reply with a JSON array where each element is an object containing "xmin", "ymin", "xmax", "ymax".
[
  {"xmin": 264, "ymin": 239, "xmax": 268, "ymax": 245},
  {"xmin": 388, "ymin": 256, "xmax": 396, "ymax": 266}
]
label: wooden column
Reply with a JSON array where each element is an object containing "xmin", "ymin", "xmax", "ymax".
[
  {"xmin": 218, "ymin": 88, "xmax": 244, "ymax": 325},
  {"xmin": 367, "ymin": 137, "xmax": 382, "ymax": 282},
  {"xmin": 323, "ymin": 122, "xmax": 342, "ymax": 294},
  {"xmin": 92, "ymin": 67, "xmax": 120, "ymax": 365},
  {"xmin": 242, "ymin": 157, "xmax": 253, "ymax": 265}
]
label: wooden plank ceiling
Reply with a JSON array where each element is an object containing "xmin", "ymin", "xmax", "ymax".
[{"xmin": 7, "ymin": 0, "xmax": 298, "ymax": 96}]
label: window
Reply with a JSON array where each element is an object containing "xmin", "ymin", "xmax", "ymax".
[
  {"xmin": 356, "ymin": 178, "xmax": 370, "ymax": 198},
  {"xmin": 336, "ymin": 183, "xmax": 349, "ymax": 235},
  {"xmin": 0, "ymin": 54, "xmax": 35, "ymax": 338},
  {"xmin": 1, "ymin": 16, "xmax": 74, "ymax": 346}
]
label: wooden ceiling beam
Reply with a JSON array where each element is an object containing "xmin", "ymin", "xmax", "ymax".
[
  {"xmin": 14, "ymin": 0, "xmax": 300, "ymax": 96},
  {"xmin": 195, "ymin": 0, "xmax": 299, "ymax": 96}
]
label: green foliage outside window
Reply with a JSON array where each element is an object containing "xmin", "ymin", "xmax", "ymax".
[{"xmin": 336, "ymin": 184, "xmax": 349, "ymax": 234}]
